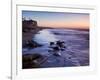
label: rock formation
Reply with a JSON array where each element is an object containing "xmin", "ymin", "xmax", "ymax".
[{"xmin": 22, "ymin": 19, "xmax": 37, "ymax": 32}]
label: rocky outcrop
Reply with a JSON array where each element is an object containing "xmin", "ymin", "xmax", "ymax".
[
  {"xmin": 22, "ymin": 19, "xmax": 42, "ymax": 48},
  {"xmin": 23, "ymin": 40, "xmax": 42, "ymax": 48},
  {"xmin": 22, "ymin": 19, "xmax": 37, "ymax": 32}
]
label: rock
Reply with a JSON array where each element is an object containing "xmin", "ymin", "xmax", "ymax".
[
  {"xmin": 22, "ymin": 53, "xmax": 44, "ymax": 69},
  {"xmin": 23, "ymin": 40, "xmax": 42, "ymax": 48},
  {"xmin": 22, "ymin": 19, "xmax": 37, "ymax": 32}
]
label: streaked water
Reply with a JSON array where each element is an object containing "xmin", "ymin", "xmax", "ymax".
[{"xmin": 23, "ymin": 28, "xmax": 89, "ymax": 67}]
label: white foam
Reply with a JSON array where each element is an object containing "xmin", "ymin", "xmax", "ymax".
[{"xmin": 33, "ymin": 29, "xmax": 58, "ymax": 44}]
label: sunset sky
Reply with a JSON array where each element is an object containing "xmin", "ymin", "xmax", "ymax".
[{"xmin": 22, "ymin": 11, "xmax": 89, "ymax": 29}]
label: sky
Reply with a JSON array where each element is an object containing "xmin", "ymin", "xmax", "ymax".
[{"xmin": 22, "ymin": 11, "xmax": 89, "ymax": 29}]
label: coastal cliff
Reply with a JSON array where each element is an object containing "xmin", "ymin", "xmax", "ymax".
[{"xmin": 22, "ymin": 19, "xmax": 41, "ymax": 48}]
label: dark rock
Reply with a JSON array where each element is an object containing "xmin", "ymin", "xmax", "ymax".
[
  {"xmin": 22, "ymin": 19, "xmax": 37, "ymax": 32},
  {"xmin": 22, "ymin": 54, "xmax": 44, "ymax": 69},
  {"xmin": 23, "ymin": 40, "xmax": 42, "ymax": 49}
]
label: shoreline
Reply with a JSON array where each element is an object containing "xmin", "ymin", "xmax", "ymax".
[
  {"xmin": 22, "ymin": 27, "xmax": 42, "ymax": 47},
  {"xmin": 22, "ymin": 27, "xmax": 89, "ymax": 69}
]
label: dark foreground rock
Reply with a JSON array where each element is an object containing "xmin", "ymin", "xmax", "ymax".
[{"xmin": 22, "ymin": 53, "xmax": 47, "ymax": 69}]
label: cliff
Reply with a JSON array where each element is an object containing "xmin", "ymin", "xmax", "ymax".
[
  {"xmin": 22, "ymin": 19, "xmax": 41, "ymax": 47},
  {"xmin": 22, "ymin": 19, "xmax": 38, "ymax": 32}
]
